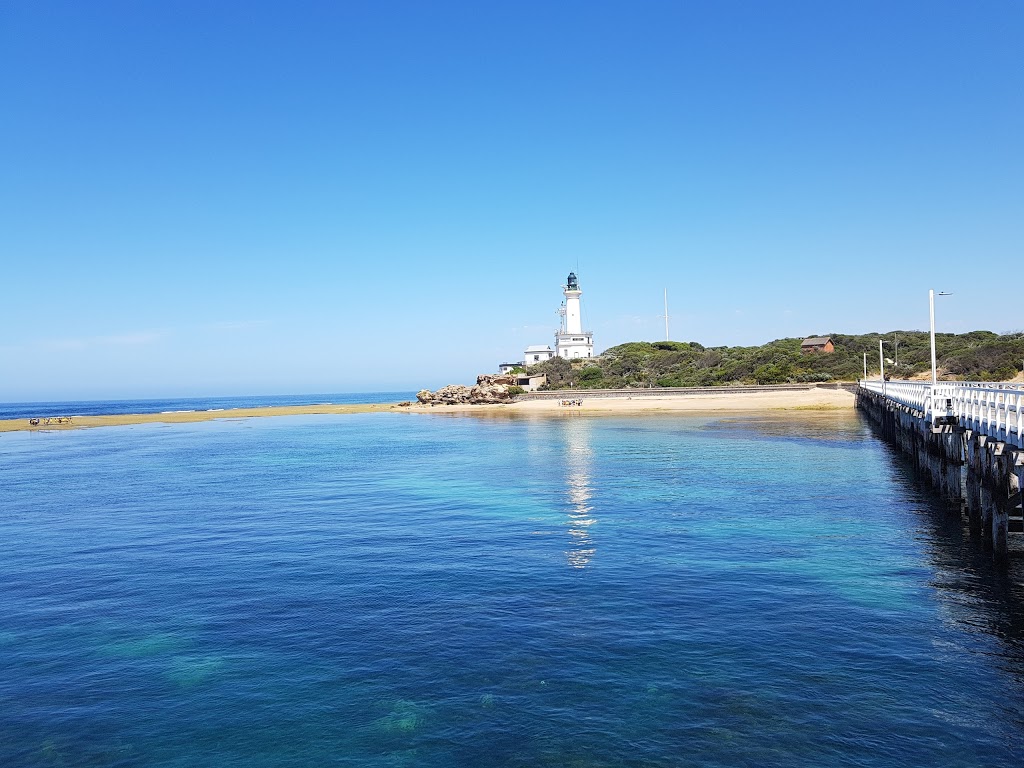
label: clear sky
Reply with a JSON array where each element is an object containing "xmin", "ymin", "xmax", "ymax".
[{"xmin": 2, "ymin": 1, "xmax": 1021, "ymax": 400}]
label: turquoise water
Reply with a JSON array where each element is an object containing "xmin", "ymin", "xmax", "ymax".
[{"xmin": 2, "ymin": 410, "xmax": 1022, "ymax": 766}]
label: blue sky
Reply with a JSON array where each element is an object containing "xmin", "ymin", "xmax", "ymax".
[{"xmin": 1, "ymin": 1, "xmax": 1020, "ymax": 399}]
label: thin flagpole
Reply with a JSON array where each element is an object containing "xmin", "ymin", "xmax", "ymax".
[{"xmin": 664, "ymin": 289, "xmax": 670, "ymax": 341}]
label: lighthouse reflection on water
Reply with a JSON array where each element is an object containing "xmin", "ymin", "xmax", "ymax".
[{"xmin": 562, "ymin": 416, "xmax": 596, "ymax": 568}]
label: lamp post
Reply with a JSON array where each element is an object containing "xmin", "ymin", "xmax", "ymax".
[
  {"xmin": 863, "ymin": 352, "xmax": 867, "ymax": 380},
  {"xmin": 929, "ymin": 289, "xmax": 952, "ymax": 386},
  {"xmin": 879, "ymin": 338, "xmax": 885, "ymax": 395}
]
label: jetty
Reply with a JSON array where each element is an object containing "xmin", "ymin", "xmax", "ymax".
[{"xmin": 857, "ymin": 379, "xmax": 1024, "ymax": 560}]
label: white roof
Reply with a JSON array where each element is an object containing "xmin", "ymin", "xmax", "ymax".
[{"xmin": 524, "ymin": 345, "xmax": 554, "ymax": 352}]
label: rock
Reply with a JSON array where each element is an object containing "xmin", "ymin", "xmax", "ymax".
[
  {"xmin": 416, "ymin": 380, "xmax": 515, "ymax": 405},
  {"xmin": 434, "ymin": 385, "xmax": 472, "ymax": 403},
  {"xmin": 476, "ymin": 374, "xmax": 514, "ymax": 386}
]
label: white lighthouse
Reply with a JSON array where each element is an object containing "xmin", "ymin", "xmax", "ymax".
[{"xmin": 554, "ymin": 272, "xmax": 594, "ymax": 359}]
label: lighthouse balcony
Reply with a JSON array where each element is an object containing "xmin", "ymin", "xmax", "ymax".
[{"xmin": 555, "ymin": 331, "xmax": 593, "ymax": 342}]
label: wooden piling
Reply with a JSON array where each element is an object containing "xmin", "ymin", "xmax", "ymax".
[
  {"xmin": 856, "ymin": 387, "xmax": 1017, "ymax": 562},
  {"xmin": 964, "ymin": 433, "xmax": 983, "ymax": 534}
]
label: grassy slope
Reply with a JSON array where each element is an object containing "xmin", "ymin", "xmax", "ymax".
[{"xmin": 532, "ymin": 331, "xmax": 1024, "ymax": 389}]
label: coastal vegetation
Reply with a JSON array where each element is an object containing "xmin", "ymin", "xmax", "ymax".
[{"xmin": 531, "ymin": 331, "xmax": 1024, "ymax": 389}]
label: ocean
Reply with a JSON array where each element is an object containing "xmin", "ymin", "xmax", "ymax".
[{"xmin": 1, "ymin": 408, "xmax": 1022, "ymax": 766}]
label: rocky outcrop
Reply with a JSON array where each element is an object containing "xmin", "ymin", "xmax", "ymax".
[
  {"xmin": 416, "ymin": 375, "xmax": 517, "ymax": 405},
  {"xmin": 476, "ymin": 374, "xmax": 514, "ymax": 386}
]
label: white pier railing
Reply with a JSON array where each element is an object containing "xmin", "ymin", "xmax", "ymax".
[{"xmin": 859, "ymin": 379, "xmax": 1024, "ymax": 445}]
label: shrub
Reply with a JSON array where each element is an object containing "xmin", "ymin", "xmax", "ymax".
[
  {"xmin": 754, "ymin": 363, "xmax": 792, "ymax": 385},
  {"xmin": 652, "ymin": 341, "xmax": 689, "ymax": 352}
]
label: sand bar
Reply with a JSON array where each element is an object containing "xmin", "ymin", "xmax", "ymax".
[
  {"xmin": 1, "ymin": 388, "xmax": 856, "ymax": 433},
  {"xmin": 0, "ymin": 403, "xmax": 397, "ymax": 433}
]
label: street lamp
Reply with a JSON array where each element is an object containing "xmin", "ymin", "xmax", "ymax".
[
  {"xmin": 879, "ymin": 338, "xmax": 885, "ymax": 395},
  {"xmin": 929, "ymin": 289, "xmax": 953, "ymax": 386}
]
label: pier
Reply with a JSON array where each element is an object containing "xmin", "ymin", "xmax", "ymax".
[{"xmin": 857, "ymin": 379, "xmax": 1024, "ymax": 560}]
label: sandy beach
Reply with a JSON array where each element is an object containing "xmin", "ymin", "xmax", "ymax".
[
  {"xmin": 410, "ymin": 387, "xmax": 856, "ymax": 415},
  {"xmin": 0, "ymin": 388, "xmax": 856, "ymax": 433}
]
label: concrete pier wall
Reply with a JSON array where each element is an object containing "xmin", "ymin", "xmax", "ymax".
[{"xmin": 857, "ymin": 388, "xmax": 1023, "ymax": 561}]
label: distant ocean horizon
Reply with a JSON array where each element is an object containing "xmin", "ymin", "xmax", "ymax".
[{"xmin": 0, "ymin": 392, "xmax": 418, "ymax": 420}]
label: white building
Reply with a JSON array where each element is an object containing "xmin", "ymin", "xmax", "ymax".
[
  {"xmin": 554, "ymin": 272, "xmax": 594, "ymax": 359},
  {"xmin": 524, "ymin": 345, "xmax": 555, "ymax": 366}
]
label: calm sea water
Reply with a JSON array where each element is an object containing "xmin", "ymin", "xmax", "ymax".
[
  {"xmin": 1, "ymin": 409, "xmax": 1022, "ymax": 766},
  {"xmin": 0, "ymin": 392, "xmax": 416, "ymax": 420}
]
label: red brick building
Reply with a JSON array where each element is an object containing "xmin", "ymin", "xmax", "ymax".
[{"xmin": 801, "ymin": 336, "xmax": 835, "ymax": 354}]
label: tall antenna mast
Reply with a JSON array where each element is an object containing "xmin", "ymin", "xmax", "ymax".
[{"xmin": 663, "ymin": 289, "xmax": 670, "ymax": 341}]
